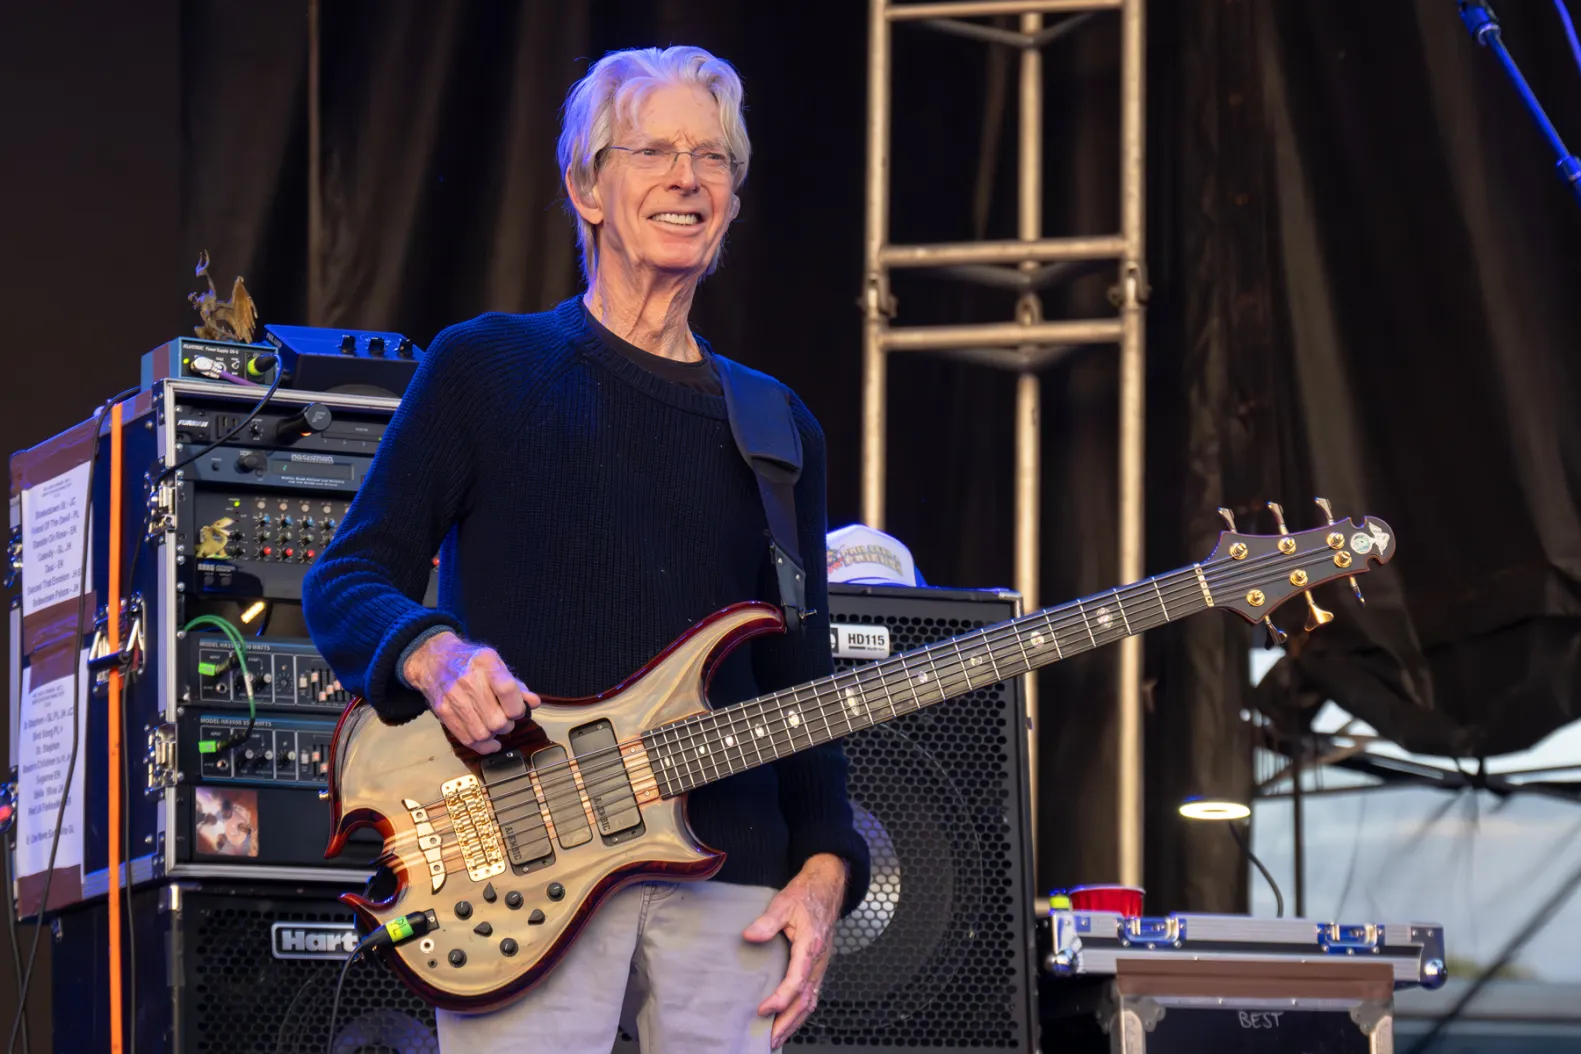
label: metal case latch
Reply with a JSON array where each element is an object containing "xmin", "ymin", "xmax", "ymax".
[
  {"xmin": 146, "ymin": 722, "xmax": 179, "ymax": 794},
  {"xmin": 1318, "ymin": 922, "xmax": 1381, "ymax": 955}
]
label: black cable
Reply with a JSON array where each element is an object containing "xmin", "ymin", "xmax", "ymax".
[
  {"xmin": 1406, "ymin": 849, "xmax": 1581, "ymax": 1054},
  {"xmin": 325, "ymin": 949, "xmax": 358, "ymax": 1054},
  {"xmin": 324, "ymin": 912, "xmax": 435, "ymax": 1054},
  {"xmin": 7, "ymin": 385, "xmax": 137, "ymax": 1054},
  {"xmin": 1229, "ymin": 819, "xmax": 1286, "ymax": 919},
  {"xmin": 154, "ymin": 356, "xmax": 282, "ymax": 487},
  {"xmin": 275, "ymin": 969, "xmax": 325, "ymax": 1054},
  {"xmin": 2, "ymin": 844, "xmax": 31, "ymax": 1053}
]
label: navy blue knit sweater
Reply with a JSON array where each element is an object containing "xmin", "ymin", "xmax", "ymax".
[{"xmin": 302, "ymin": 298, "xmax": 870, "ymax": 911}]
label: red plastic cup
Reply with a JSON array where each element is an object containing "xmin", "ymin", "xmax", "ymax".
[{"xmin": 1067, "ymin": 884, "xmax": 1145, "ymax": 917}]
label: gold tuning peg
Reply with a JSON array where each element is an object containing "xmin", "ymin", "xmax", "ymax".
[
  {"xmin": 1315, "ymin": 496, "xmax": 1366, "ymax": 602},
  {"xmin": 1263, "ymin": 616, "xmax": 1288, "ymax": 647},
  {"xmin": 1217, "ymin": 507, "xmax": 1237, "ymax": 531},
  {"xmin": 1304, "ymin": 591, "xmax": 1335, "ymax": 632},
  {"xmin": 1267, "ymin": 502, "xmax": 1289, "ymax": 534}
]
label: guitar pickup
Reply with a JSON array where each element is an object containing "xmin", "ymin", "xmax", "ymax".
[
  {"xmin": 569, "ymin": 720, "xmax": 644, "ymax": 843},
  {"xmin": 480, "ymin": 751, "xmax": 555, "ymax": 870}
]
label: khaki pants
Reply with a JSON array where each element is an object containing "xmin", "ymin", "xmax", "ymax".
[{"xmin": 437, "ymin": 881, "xmax": 788, "ymax": 1054}]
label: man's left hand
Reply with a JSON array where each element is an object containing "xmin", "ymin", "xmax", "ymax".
[{"xmin": 744, "ymin": 852, "xmax": 848, "ymax": 1049}]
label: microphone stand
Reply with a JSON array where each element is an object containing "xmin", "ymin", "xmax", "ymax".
[{"xmin": 1458, "ymin": 1, "xmax": 1581, "ymax": 207}]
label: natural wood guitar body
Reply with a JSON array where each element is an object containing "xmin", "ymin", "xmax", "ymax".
[{"xmin": 326, "ymin": 603, "xmax": 783, "ymax": 1013}]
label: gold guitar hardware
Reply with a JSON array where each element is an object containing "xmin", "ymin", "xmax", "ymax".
[
  {"xmin": 1229, "ymin": 543, "xmax": 1248, "ymax": 560},
  {"xmin": 1263, "ymin": 617, "xmax": 1288, "ymax": 646},
  {"xmin": 1314, "ymin": 498, "xmax": 1366, "ymax": 605},
  {"xmin": 1289, "ymin": 570, "xmax": 1309, "ymax": 587},
  {"xmin": 1247, "ymin": 589, "xmax": 1266, "ymax": 607},
  {"xmin": 1272, "ymin": 501, "xmax": 1336, "ymax": 631}
]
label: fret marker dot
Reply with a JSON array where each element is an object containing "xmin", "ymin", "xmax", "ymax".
[
  {"xmin": 1097, "ymin": 606, "xmax": 1112, "ymax": 628},
  {"xmin": 724, "ymin": 735, "xmax": 735, "ymax": 747},
  {"xmin": 917, "ymin": 671, "xmax": 929, "ymax": 683},
  {"xmin": 970, "ymin": 656, "xmax": 983, "ymax": 666},
  {"xmin": 662, "ymin": 757, "xmax": 672, "ymax": 768},
  {"xmin": 788, "ymin": 712, "xmax": 802, "ymax": 728},
  {"xmin": 1031, "ymin": 634, "xmax": 1046, "ymax": 649},
  {"xmin": 754, "ymin": 725, "xmax": 766, "ymax": 738},
  {"xmin": 697, "ymin": 744, "xmax": 708, "ymax": 755}
]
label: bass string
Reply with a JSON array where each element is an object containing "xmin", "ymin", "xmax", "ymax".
[{"xmin": 407, "ymin": 541, "xmax": 1338, "ymax": 816}]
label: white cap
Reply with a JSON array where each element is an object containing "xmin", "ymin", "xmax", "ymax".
[{"xmin": 826, "ymin": 524, "xmax": 918, "ymax": 586}]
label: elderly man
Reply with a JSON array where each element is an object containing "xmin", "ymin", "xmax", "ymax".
[{"xmin": 302, "ymin": 45, "xmax": 869, "ymax": 1053}]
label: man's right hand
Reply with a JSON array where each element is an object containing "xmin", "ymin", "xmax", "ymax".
[{"xmin": 402, "ymin": 631, "xmax": 540, "ymax": 754}]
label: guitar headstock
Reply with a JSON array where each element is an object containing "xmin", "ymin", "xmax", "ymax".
[{"xmin": 1206, "ymin": 499, "xmax": 1394, "ymax": 640}]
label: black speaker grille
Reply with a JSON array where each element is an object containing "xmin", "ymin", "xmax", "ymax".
[
  {"xmin": 791, "ymin": 589, "xmax": 1035, "ymax": 1051},
  {"xmin": 185, "ymin": 892, "xmax": 437, "ymax": 1054}
]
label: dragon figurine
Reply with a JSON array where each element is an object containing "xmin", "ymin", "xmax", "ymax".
[{"xmin": 188, "ymin": 250, "xmax": 258, "ymax": 344}]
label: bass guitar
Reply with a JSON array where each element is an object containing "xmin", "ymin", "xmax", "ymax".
[{"xmin": 325, "ymin": 503, "xmax": 1395, "ymax": 1011}]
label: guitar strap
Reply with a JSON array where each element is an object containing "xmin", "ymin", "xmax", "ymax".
[{"xmin": 713, "ymin": 353, "xmax": 808, "ymax": 633}]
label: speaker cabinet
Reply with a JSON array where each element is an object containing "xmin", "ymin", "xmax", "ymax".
[
  {"xmin": 792, "ymin": 584, "xmax": 1039, "ymax": 1052},
  {"xmin": 51, "ymin": 882, "xmax": 437, "ymax": 1054}
]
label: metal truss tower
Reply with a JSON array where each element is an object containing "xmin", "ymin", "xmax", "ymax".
[{"xmin": 862, "ymin": 0, "xmax": 1147, "ymax": 884}]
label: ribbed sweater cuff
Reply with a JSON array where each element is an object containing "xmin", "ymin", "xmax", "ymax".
[
  {"xmin": 396, "ymin": 625, "xmax": 456, "ymax": 689},
  {"xmin": 368, "ymin": 610, "xmax": 463, "ymax": 720}
]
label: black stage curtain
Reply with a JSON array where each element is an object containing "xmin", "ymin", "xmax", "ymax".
[
  {"xmin": 5, "ymin": 7, "xmax": 1580, "ymax": 987},
  {"xmin": 1240, "ymin": 1, "xmax": 1581, "ymax": 762}
]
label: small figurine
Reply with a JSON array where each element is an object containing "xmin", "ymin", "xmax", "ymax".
[{"xmin": 188, "ymin": 250, "xmax": 258, "ymax": 344}]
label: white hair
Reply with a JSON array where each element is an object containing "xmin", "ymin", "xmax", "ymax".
[{"xmin": 557, "ymin": 46, "xmax": 751, "ymax": 285}]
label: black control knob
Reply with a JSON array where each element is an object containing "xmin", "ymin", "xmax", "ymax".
[
  {"xmin": 235, "ymin": 451, "xmax": 266, "ymax": 473},
  {"xmin": 482, "ymin": 883, "xmax": 497, "ymax": 903},
  {"xmin": 499, "ymin": 938, "xmax": 518, "ymax": 957},
  {"xmin": 276, "ymin": 403, "xmax": 333, "ymax": 441},
  {"xmin": 473, "ymin": 922, "xmax": 493, "ymax": 937},
  {"xmin": 396, "ymin": 337, "xmax": 415, "ymax": 359},
  {"xmin": 448, "ymin": 949, "xmax": 466, "ymax": 967},
  {"xmin": 547, "ymin": 882, "xmax": 565, "ymax": 901},
  {"xmin": 528, "ymin": 909, "xmax": 545, "ymax": 925},
  {"xmin": 505, "ymin": 891, "xmax": 523, "ymax": 910},
  {"xmin": 339, "ymin": 334, "xmax": 357, "ymax": 355},
  {"xmin": 454, "ymin": 901, "xmax": 473, "ymax": 920},
  {"xmin": 368, "ymin": 335, "xmax": 386, "ymax": 356}
]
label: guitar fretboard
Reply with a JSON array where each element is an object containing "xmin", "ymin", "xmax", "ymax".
[{"xmin": 641, "ymin": 562, "xmax": 1216, "ymax": 796}]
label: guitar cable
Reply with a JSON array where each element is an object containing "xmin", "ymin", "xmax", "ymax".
[{"xmin": 325, "ymin": 910, "xmax": 438, "ymax": 1054}]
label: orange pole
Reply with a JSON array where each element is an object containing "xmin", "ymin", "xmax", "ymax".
[{"xmin": 107, "ymin": 401, "xmax": 124, "ymax": 1054}]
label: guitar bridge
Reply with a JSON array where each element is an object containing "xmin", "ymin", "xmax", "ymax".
[
  {"xmin": 441, "ymin": 774, "xmax": 508, "ymax": 882},
  {"xmin": 402, "ymin": 798, "xmax": 448, "ymax": 892}
]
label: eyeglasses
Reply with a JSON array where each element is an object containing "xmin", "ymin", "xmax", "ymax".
[{"xmin": 604, "ymin": 145, "xmax": 739, "ymax": 182}]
